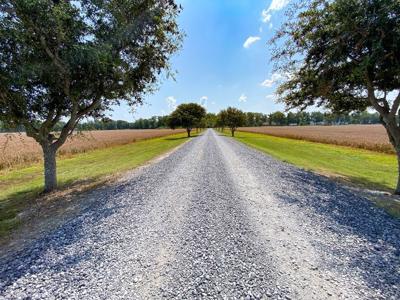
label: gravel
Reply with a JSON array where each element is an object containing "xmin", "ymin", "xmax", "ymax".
[{"xmin": 1, "ymin": 129, "xmax": 399, "ymax": 299}]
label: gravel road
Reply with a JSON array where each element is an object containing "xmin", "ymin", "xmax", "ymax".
[{"xmin": 1, "ymin": 129, "xmax": 399, "ymax": 299}]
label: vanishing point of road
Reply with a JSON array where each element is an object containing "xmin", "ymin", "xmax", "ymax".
[{"xmin": 1, "ymin": 129, "xmax": 399, "ymax": 299}]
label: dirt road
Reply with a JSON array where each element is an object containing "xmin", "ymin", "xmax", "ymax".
[{"xmin": 1, "ymin": 129, "xmax": 399, "ymax": 299}]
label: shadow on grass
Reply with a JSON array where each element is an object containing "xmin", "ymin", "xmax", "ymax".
[
  {"xmin": 164, "ymin": 135, "xmax": 199, "ymax": 141},
  {"xmin": 324, "ymin": 172, "xmax": 393, "ymax": 194},
  {"xmin": 0, "ymin": 177, "xmax": 104, "ymax": 238}
]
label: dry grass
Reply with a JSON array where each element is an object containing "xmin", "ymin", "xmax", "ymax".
[
  {"xmin": 239, "ymin": 125, "xmax": 393, "ymax": 153},
  {"xmin": 0, "ymin": 129, "xmax": 184, "ymax": 170}
]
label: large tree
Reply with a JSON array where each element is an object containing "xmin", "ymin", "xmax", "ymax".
[
  {"xmin": 0, "ymin": 0, "xmax": 182, "ymax": 191},
  {"xmin": 223, "ymin": 107, "xmax": 246, "ymax": 137},
  {"xmin": 167, "ymin": 103, "xmax": 206, "ymax": 137},
  {"xmin": 271, "ymin": 0, "xmax": 400, "ymax": 193}
]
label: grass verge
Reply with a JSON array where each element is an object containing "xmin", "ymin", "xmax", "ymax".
[
  {"xmin": 0, "ymin": 132, "xmax": 191, "ymax": 236},
  {"xmin": 224, "ymin": 130, "xmax": 400, "ymax": 217}
]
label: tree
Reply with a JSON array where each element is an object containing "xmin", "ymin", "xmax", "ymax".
[
  {"xmin": 272, "ymin": 0, "xmax": 400, "ymax": 193},
  {"xmin": 216, "ymin": 110, "xmax": 228, "ymax": 131},
  {"xmin": 0, "ymin": 1, "xmax": 182, "ymax": 192},
  {"xmin": 269, "ymin": 111, "xmax": 286, "ymax": 126},
  {"xmin": 204, "ymin": 113, "xmax": 217, "ymax": 128},
  {"xmin": 223, "ymin": 107, "xmax": 246, "ymax": 137},
  {"xmin": 167, "ymin": 103, "xmax": 206, "ymax": 137}
]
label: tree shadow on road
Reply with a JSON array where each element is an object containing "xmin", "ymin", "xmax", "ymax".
[
  {"xmin": 272, "ymin": 166, "xmax": 400, "ymax": 296},
  {"xmin": 0, "ymin": 179, "xmax": 134, "ymax": 293}
]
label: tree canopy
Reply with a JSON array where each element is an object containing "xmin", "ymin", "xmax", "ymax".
[
  {"xmin": 272, "ymin": 0, "xmax": 400, "ymax": 193},
  {"xmin": 220, "ymin": 107, "xmax": 246, "ymax": 137},
  {"xmin": 0, "ymin": 0, "xmax": 182, "ymax": 191},
  {"xmin": 167, "ymin": 103, "xmax": 206, "ymax": 137}
]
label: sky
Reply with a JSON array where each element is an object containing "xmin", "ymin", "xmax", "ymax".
[{"xmin": 111, "ymin": 0, "xmax": 291, "ymax": 121}]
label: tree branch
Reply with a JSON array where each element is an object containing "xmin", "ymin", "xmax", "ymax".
[
  {"xmin": 389, "ymin": 91, "xmax": 400, "ymax": 118},
  {"xmin": 365, "ymin": 74, "xmax": 388, "ymax": 117},
  {"xmin": 52, "ymin": 101, "xmax": 79, "ymax": 149},
  {"xmin": 39, "ymin": 35, "xmax": 71, "ymax": 97},
  {"xmin": 77, "ymin": 97, "xmax": 102, "ymax": 118}
]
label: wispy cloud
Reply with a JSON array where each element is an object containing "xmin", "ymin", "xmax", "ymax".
[
  {"xmin": 261, "ymin": 11, "xmax": 272, "ymax": 23},
  {"xmin": 265, "ymin": 94, "xmax": 275, "ymax": 100},
  {"xmin": 238, "ymin": 94, "xmax": 248, "ymax": 103},
  {"xmin": 200, "ymin": 96, "xmax": 208, "ymax": 108},
  {"xmin": 243, "ymin": 36, "xmax": 261, "ymax": 48},
  {"xmin": 261, "ymin": 0, "xmax": 290, "ymax": 23},
  {"xmin": 261, "ymin": 73, "xmax": 284, "ymax": 87},
  {"xmin": 166, "ymin": 96, "xmax": 177, "ymax": 111}
]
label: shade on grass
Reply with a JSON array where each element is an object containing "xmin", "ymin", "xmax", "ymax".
[{"xmin": 0, "ymin": 132, "xmax": 190, "ymax": 235}]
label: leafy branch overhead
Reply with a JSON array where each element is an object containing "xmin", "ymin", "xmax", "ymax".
[
  {"xmin": 0, "ymin": 0, "xmax": 183, "ymax": 191},
  {"xmin": 271, "ymin": 0, "xmax": 400, "ymax": 194}
]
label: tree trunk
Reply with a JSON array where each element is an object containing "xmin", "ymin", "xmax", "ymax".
[
  {"xmin": 231, "ymin": 129, "xmax": 235, "ymax": 137},
  {"xmin": 42, "ymin": 145, "xmax": 57, "ymax": 192},
  {"xmin": 187, "ymin": 128, "xmax": 191, "ymax": 137},
  {"xmin": 382, "ymin": 120, "xmax": 400, "ymax": 194},
  {"xmin": 395, "ymin": 149, "xmax": 400, "ymax": 195}
]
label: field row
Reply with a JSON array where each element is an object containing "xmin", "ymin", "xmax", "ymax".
[
  {"xmin": 238, "ymin": 125, "xmax": 393, "ymax": 153},
  {"xmin": 0, "ymin": 129, "xmax": 184, "ymax": 170}
]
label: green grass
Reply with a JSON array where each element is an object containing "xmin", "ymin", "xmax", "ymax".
[
  {"xmin": 0, "ymin": 132, "xmax": 191, "ymax": 236},
  {"xmin": 223, "ymin": 130, "xmax": 400, "ymax": 217},
  {"xmin": 225, "ymin": 130, "xmax": 397, "ymax": 192}
]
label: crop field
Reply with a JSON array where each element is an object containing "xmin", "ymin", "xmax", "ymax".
[
  {"xmin": 0, "ymin": 129, "xmax": 185, "ymax": 170},
  {"xmin": 239, "ymin": 124, "xmax": 393, "ymax": 153}
]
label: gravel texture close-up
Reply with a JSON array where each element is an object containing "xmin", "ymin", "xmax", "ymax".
[{"xmin": 1, "ymin": 129, "xmax": 399, "ymax": 299}]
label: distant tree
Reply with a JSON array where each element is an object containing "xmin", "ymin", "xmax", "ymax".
[
  {"xmin": 269, "ymin": 111, "xmax": 286, "ymax": 126},
  {"xmin": 204, "ymin": 113, "xmax": 218, "ymax": 128},
  {"xmin": 272, "ymin": 0, "xmax": 400, "ymax": 193},
  {"xmin": 0, "ymin": 1, "xmax": 182, "ymax": 192},
  {"xmin": 287, "ymin": 112, "xmax": 298, "ymax": 125},
  {"xmin": 167, "ymin": 103, "xmax": 206, "ymax": 137},
  {"xmin": 216, "ymin": 110, "xmax": 228, "ymax": 131},
  {"xmin": 310, "ymin": 112, "xmax": 325, "ymax": 124},
  {"xmin": 224, "ymin": 107, "xmax": 246, "ymax": 137}
]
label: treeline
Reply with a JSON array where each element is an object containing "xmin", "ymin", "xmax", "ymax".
[
  {"xmin": 266, "ymin": 111, "xmax": 380, "ymax": 126},
  {"xmin": 0, "ymin": 117, "xmax": 170, "ymax": 132},
  {"xmin": 74, "ymin": 116, "xmax": 169, "ymax": 131},
  {"xmin": 204, "ymin": 111, "xmax": 380, "ymax": 128},
  {"xmin": 0, "ymin": 111, "xmax": 381, "ymax": 133}
]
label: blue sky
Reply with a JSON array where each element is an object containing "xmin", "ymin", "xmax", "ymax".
[{"xmin": 111, "ymin": 0, "xmax": 290, "ymax": 121}]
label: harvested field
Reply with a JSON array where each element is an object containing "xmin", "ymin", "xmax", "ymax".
[
  {"xmin": 0, "ymin": 129, "xmax": 185, "ymax": 170},
  {"xmin": 239, "ymin": 125, "xmax": 393, "ymax": 154}
]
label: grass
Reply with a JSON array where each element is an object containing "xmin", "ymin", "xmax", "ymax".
[
  {"xmin": 0, "ymin": 132, "xmax": 191, "ymax": 236},
  {"xmin": 226, "ymin": 131, "xmax": 397, "ymax": 191},
  {"xmin": 224, "ymin": 130, "xmax": 400, "ymax": 217}
]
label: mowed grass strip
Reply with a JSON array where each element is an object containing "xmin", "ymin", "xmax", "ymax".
[
  {"xmin": 0, "ymin": 132, "xmax": 189, "ymax": 235},
  {"xmin": 227, "ymin": 131, "xmax": 397, "ymax": 192}
]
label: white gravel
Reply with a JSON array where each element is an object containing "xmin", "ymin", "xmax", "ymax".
[{"xmin": 1, "ymin": 129, "xmax": 399, "ymax": 299}]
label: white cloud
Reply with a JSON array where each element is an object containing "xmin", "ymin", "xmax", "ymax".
[
  {"xmin": 261, "ymin": 11, "xmax": 272, "ymax": 23},
  {"xmin": 200, "ymin": 96, "xmax": 208, "ymax": 108},
  {"xmin": 238, "ymin": 94, "xmax": 247, "ymax": 103},
  {"xmin": 265, "ymin": 94, "xmax": 275, "ymax": 100},
  {"xmin": 269, "ymin": 23, "xmax": 273, "ymax": 29},
  {"xmin": 261, "ymin": 73, "xmax": 284, "ymax": 87},
  {"xmin": 243, "ymin": 36, "xmax": 261, "ymax": 48},
  {"xmin": 166, "ymin": 96, "xmax": 177, "ymax": 111},
  {"xmin": 269, "ymin": 0, "xmax": 290, "ymax": 11},
  {"xmin": 261, "ymin": 0, "xmax": 290, "ymax": 23}
]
